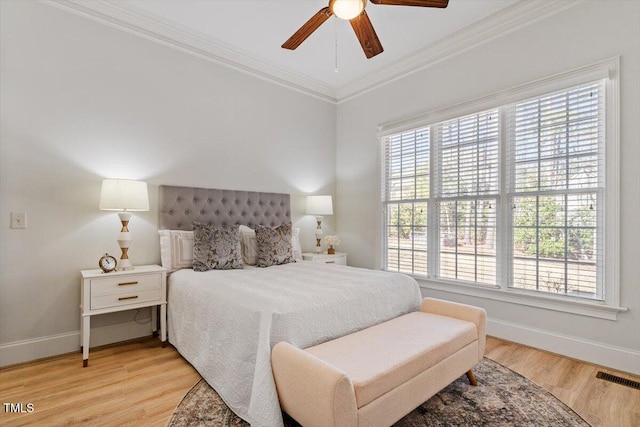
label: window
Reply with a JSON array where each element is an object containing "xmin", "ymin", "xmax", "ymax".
[
  {"xmin": 436, "ymin": 110, "xmax": 499, "ymax": 285},
  {"xmin": 380, "ymin": 59, "xmax": 619, "ymax": 312},
  {"xmin": 507, "ymin": 82, "xmax": 604, "ymax": 299},
  {"xmin": 382, "ymin": 128, "xmax": 430, "ymax": 275}
]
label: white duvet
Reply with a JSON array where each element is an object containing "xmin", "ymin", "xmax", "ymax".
[{"xmin": 168, "ymin": 261, "xmax": 421, "ymax": 427}]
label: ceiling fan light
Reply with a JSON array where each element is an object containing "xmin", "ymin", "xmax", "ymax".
[{"xmin": 330, "ymin": 0, "xmax": 365, "ymax": 20}]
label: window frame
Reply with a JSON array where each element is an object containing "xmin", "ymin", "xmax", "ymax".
[{"xmin": 378, "ymin": 57, "xmax": 624, "ymax": 320}]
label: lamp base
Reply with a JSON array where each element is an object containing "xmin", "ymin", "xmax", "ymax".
[
  {"xmin": 118, "ymin": 259, "xmax": 134, "ymax": 271},
  {"xmin": 315, "ymin": 216, "xmax": 324, "ymax": 254},
  {"xmin": 116, "ymin": 211, "xmax": 134, "ymax": 271}
]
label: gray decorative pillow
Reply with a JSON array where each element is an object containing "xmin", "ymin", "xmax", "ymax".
[
  {"xmin": 192, "ymin": 222, "xmax": 243, "ymax": 271},
  {"xmin": 255, "ymin": 223, "xmax": 293, "ymax": 267}
]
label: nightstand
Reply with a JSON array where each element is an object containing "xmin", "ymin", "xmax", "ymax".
[
  {"xmin": 80, "ymin": 265, "xmax": 167, "ymax": 367},
  {"xmin": 302, "ymin": 252, "xmax": 347, "ymax": 266}
]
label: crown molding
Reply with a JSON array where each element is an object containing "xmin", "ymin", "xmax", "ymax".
[
  {"xmin": 336, "ymin": 0, "xmax": 584, "ymax": 103},
  {"xmin": 42, "ymin": 0, "xmax": 338, "ymax": 103},
  {"xmin": 42, "ymin": 0, "xmax": 582, "ymax": 104}
]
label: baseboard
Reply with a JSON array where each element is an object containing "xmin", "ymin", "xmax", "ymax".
[
  {"xmin": 488, "ymin": 317, "xmax": 640, "ymax": 375},
  {"xmin": 0, "ymin": 320, "xmax": 153, "ymax": 367}
]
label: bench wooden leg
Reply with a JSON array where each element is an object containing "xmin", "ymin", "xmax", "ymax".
[{"xmin": 466, "ymin": 370, "xmax": 477, "ymax": 386}]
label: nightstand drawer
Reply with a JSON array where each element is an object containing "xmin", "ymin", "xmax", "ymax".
[
  {"xmin": 91, "ymin": 288, "xmax": 162, "ymax": 310},
  {"xmin": 90, "ymin": 273, "xmax": 161, "ymax": 296},
  {"xmin": 317, "ymin": 257, "xmax": 346, "ymax": 265},
  {"xmin": 302, "ymin": 252, "xmax": 347, "ymax": 266}
]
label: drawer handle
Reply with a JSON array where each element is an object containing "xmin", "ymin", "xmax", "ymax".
[
  {"xmin": 118, "ymin": 296, "xmax": 139, "ymax": 301},
  {"xmin": 326, "ymin": 261, "xmax": 336, "ymax": 264},
  {"xmin": 118, "ymin": 281, "xmax": 138, "ymax": 286}
]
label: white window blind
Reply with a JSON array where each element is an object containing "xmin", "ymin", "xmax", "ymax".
[
  {"xmin": 381, "ymin": 128, "xmax": 430, "ymax": 275},
  {"xmin": 506, "ymin": 81, "xmax": 605, "ymax": 299},
  {"xmin": 435, "ymin": 110, "xmax": 499, "ymax": 285}
]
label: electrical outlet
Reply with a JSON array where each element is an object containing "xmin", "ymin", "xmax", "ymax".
[{"xmin": 11, "ymin": 212, "xmax": 26, "ymax": 229}]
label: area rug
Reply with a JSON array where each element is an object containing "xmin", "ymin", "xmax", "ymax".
[{"xmin": 167, "ymin": 358, "xmax": 590, "ymax": 427}]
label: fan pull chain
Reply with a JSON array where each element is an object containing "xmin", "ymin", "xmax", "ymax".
[{"xmin": 335, "ymin": 16, "xmax": 339, "ymax": 73}]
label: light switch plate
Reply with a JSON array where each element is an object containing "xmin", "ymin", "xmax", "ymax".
[{"xmin": 11, "ymin": 212, "xmax": 26, "ymax": 229}]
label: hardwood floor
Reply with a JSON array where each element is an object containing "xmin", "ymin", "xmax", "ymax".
[
  {"xmin": 1, "ymin": 336, "xmax": 638, "ymax": 426},
  {"xmin": 485, "ymin": 338, "xmax": 640, "ymax": 427},
  {"xmin": 0, "ymin": 338, "xmax": 199, "ymax": 427}
]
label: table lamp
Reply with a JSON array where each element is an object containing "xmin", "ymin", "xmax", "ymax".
[
  {"xmin": 306, "ymin": 195, "xmax": 333, "ymax": 253},
  {"xmin": 99, "ymin": 179, "xmax": 149, "ymax": 270}
]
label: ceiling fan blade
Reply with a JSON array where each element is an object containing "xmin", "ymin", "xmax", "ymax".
[
  {"xmin": 350, "ymin": 10, "xmax": 384, "ymax": 59},
  {"xmin": 369, "ymin": 0, "xmax": 449, "ymax": 7},
  {"xmin": 282, "ymin": 7, "xmax": 333, "ymax": 50}
]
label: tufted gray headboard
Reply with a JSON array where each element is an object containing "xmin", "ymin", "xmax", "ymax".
[{"xmin": 158, "ymin": 185, "xmax": 291, "ymax": 230}]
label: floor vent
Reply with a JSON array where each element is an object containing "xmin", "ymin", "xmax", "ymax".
[{"xmin": 596, "ymin": 371, "xmax": 640, "ymax": 390}]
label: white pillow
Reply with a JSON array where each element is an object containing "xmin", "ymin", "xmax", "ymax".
[
  {"xmin": 291, "ymin": 227, "xmax": 302, "ymax": 262},
  {"xmin": 158, "ymin": 230, "xmax": 194, "ymax": 272},
  {"xmin": 239, "ymin": 225, "xmax": 259, "ymax": 265},
  {"xmin": 239, "ymin": 225, "xmax": 302, "ymax": 265}
]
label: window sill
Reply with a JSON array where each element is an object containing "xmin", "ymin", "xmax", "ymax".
[{"xmin": 415, "ymin": 277, "xmax": 627, "ymax": 321}]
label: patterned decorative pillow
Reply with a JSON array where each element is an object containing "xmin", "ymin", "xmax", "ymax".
[
  {"xmin": 192, "ymin": 222, "xmax": 243, "ymax": 271},
  {"xmin": 255, "ymin": 223, "xmax": 293, "ymax": 267}
]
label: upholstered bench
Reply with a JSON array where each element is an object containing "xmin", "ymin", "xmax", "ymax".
[{"xmin": 271, "ymin": 298, "xmax": 487, "ymax": 427}]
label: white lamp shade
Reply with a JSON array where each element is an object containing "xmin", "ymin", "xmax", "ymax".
[
  {"xmin": 99, "ymin": 179, "xmax": 149, "ymax": 211},
  {"xmin": 306, "ymin": 195, "xmax": 333, "ymax": 216}
]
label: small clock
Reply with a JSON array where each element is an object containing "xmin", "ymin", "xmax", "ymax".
[{"xmin": 98, "ymin": 253, "xmax": 117, "ymax": 273}]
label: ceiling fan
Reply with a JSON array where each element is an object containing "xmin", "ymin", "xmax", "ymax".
[{"xmin": 282, "ymin": 0, "xmax": 449, "ymax": 59}]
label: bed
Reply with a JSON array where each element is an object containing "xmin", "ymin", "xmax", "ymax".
[{"xmin": 159, "ymin": 185, "xmax": 421, "ymax": 427}]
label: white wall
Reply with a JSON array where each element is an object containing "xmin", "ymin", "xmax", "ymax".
[
  {"xmin": 0, "ymin": 1, "xmax": 336, "ymax": 365},
  {"xmin": 336, "ymin": 0, "xmax": 640, "ymax": 373}
]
